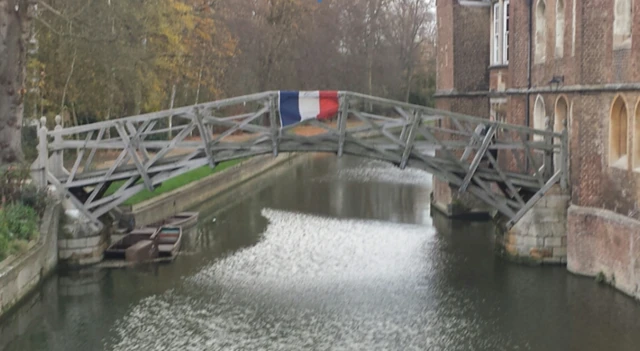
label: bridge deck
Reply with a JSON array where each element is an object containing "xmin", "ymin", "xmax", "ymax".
[{"xmin": 33, "ymin": 91, "xmax": 568, "ymax": 230}]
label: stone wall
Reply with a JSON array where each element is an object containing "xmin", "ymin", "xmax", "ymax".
[
  {"xmin": 0, "ymin": 203, "xmax": 60, "ymax": 317},
  {"xmin": 496, "ymin": 185, "xmax": 570, "ymax": 264},
  {"xmin": 123, "ymin": 153, "xmax": 301, "ymax": 228},
  {"xmin": 58, "ymin": 233, "xmax": 107, "ymax": 266},
  {"xmin": 568, "ymin": 205, "xmax": 640, "ymax": 300}
]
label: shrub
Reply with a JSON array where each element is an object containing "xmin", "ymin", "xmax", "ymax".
[
  {"xmin": 0, "ymin": 204, "xmax": 40, "ymax": 260},
  {"xmin": 0, "ymin": 233, "xmax": 10, "ymax": 261},
  {"xmin": 0, "ymin": 164, "xmax": 50, "ymax": 216},
  {"xmin": 0, "ymin": 164, "xmax": 48, "ymax": 262},
  {"xmin": 0, "ymin": 204, "xmax": 39, "ymax": 241},
  {"xmin": 19, "ymin": 184, "xmax": 49, "ymax": 217}
]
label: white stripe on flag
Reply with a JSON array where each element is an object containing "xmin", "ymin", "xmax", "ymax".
[{"xmin": 298, "ymin": 91, "xmax": 320, "ymax": 121}]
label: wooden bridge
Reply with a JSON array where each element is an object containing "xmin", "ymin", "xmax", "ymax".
[{"xmin": 32, "ymin": 91, "xmax": 568, "ymax": 230}]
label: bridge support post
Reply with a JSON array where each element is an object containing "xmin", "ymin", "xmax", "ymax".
[
  {"xmin": 430, "ymin": 180, "xmax": 493, "ymax": 220},
  {"xmin": 494, "ymin": 184, "xmax": 570, "ymax": 265},
  {"xmin": 31, "ymin": 117, "xmax": 49, "ymax": 189}
]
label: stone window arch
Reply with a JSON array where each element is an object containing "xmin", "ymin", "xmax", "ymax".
[
  {"xmin": 634, "ymin": 100, "xmax": 640, "ymax": 170},
  {"xmin": 609, "ymin": 95, "xmax": 628, "ymax": 167},
  {"xmin": 614, "ymin": 0, "xmax": 633, "ymax": 49},
  {"xmin": 533, "ymin": 95, "xmax": 546, "ymax": 141},
  {"xmin": 535, "ymin": 0, "xmax": 547, "ymax": 63},
  {"xmin": 554, "ymin": 96, "xmax": 568, "ymax": 171},
  {"xmin": 555, "ymin": 0, "xmax": 565, "ymax": 58}
]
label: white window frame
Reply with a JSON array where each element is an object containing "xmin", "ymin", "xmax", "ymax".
[
  {"xmin": 502, "ymin": 0, "xmax": 510, "ymax": 63},
  {"xmin": 493, "ymin": 2, "xmax": 501, "ymax": 64}
]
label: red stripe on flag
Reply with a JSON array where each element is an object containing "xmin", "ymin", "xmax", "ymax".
[{"xmin": 317, "ymin": 91, "xmax": 339, "ymax": 120}]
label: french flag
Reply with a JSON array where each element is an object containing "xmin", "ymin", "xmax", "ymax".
[{"xmin": 278, "ymin": 91, "xmax": 340, "ymax": 127}]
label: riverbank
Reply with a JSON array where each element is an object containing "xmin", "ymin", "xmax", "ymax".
[
  {"xmin": 0, "ymin": 203, "xmax": 61, "ymax": 318},
  {"xmin": 105, "ymin": 159, "xmax": 246, "ymax": 206},
  {"xmin": 119, "ymin": 153, "xmax": 302, "ymax": 228}
]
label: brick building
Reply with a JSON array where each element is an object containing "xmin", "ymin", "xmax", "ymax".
[{"xmin": 435, "ymin": 0, "xmax": 640, "ymax": 299}]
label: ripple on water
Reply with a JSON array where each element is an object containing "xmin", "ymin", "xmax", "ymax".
[
  {"xmin": 317, "ymin": 159, "xmax": 433, "ymax": 187},
  {"xmin": 107, "ymin": 209, "xmax": 518, "ymax": 351}
]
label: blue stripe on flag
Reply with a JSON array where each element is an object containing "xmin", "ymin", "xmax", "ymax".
[{"xmin": 279, "ymin": 91, "xmax": 302, "ymax": 127}]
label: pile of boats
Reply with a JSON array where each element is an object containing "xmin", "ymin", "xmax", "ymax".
[{"xmin": 103, "ymin": 212, "xmax": 198, "ymax": 266}]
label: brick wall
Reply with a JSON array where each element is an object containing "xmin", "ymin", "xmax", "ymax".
[
  {"xmin": 453, "ymin": 4, "xmax": 490, "ymax": 92},
  {"xmin": 508, "ymin": 0, "xmax": 530, "ymax": 89},
  {"xmin": 489, "ymin": 67, "xmax": 509, "ymax": 91},
  {"xmin": 568, "ymin": 206, "xmax": 640, "ymax": 300},
  {"xmin": 570, "ymin": 93, "xmax": 640, "ymax": 216},
  {"xmin": 436, "ymin": 0, "xmax": 454, "ymax": 91}
]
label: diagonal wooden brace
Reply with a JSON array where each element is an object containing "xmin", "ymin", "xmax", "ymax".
[
  {"xmin": 193, "ymin": 107, "xmax": 216, "ymax": 168},
  {"xmin": 116, "ymin": 123, "xmax": 154, "ymax": 192},
  {"xmin": 268, "ymin": 98, "xmax": 280, "ymax": 157},
  {"xmin": 460, "ymin": 124, "xmax": 485, "ymax": 162},
  {"xmin": 400, "ymin": 111, "xmax": 422, "ymax": 169},
  {"xmin": 337, "ymin": 94, "xmax": 348, "ymax": 157},
  {"xmin": 459, "ymin": 124, "xmax": 497, "ymax": 193}
]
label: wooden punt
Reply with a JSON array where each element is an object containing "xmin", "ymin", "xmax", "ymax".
[
  {"xmin": 105, "ymin": 228, "xmax": 160, "ymax": 260},
  {"xmin": 157, "ymin": 226, "xmax": 182, "ymax": 259}
]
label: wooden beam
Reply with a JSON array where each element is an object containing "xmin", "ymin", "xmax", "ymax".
[
  {"xmin": 460, "ymin": 124, "xmax": 485, "ymax": 162},
  {"xmin": 115, "ymin": 123, "xmax": 153, "ymax": 192},
  {"xmin": 560, "ymin": 127, "xmax": 569, "ymax": 190},
  {"xmin": 506, "ymin": 171, "xmax": 562, "ymax": 228},
  {"xmin": 400, "ymin": 111, "xmax": 421, "ymax": 169},
  {"xmin": 269, "ymin": 97, "xmax": 279, "ymax": 157},
  {"xmin": 83, "ymin": 127, "xmax": 105, "ymax": 172},
  {"xmin": 193, "ymin": 107, "xmax": 216, "ymax": 168},
  {"xmin": 66, "ymin": 131, "xmax": 93, "ymax": 186},
  {"xmin": 459, "ymin": 125, "xmax": 496, "ymax": 193}
]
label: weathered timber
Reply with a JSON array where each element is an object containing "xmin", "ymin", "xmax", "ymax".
[{"xmin": 39, "ymin": 91, "xmax": 568, "ymax": 229}]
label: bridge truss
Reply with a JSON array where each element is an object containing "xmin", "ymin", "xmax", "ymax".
[{"xmin": 33, "ymin": 91, "xmax": 568, "ymax": 229}]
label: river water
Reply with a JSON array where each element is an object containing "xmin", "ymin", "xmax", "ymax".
[{"xmin": 2, "ymin": 154, "xmax": 640, "ymax": 351}]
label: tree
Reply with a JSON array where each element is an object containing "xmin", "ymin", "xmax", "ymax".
[
  {"xmin": 2, "ymin": 0, "xmax": 439, "ymax": 166},
  {"xmin": 0, "ymin": 0, "xmax": 31, "ymax": 164}
]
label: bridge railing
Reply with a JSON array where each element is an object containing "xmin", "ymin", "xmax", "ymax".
[{"xmin": 36, "ymin": 90, "xmax": 567, "ymax": 228}]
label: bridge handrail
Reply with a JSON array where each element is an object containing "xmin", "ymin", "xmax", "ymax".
[
  {"xmin": 35, "ymin": 89, "xmax": 568, "ymax": 231},
  {"xmin": 46, "ymin": 91, "xmax": 278, "ymax": 137},
  {"xmin": 45, "ymin": 90, "xmax": 562, "ymax": 140},
  {"xmin": 342, "ymin": 91, "xmax": 563, "ymax": 139}
]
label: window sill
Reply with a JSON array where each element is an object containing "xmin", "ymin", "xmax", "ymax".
[
  {"xmin": 613, "ymin": 39, "xmax": 632, "ymax": 51},
  {"xmin": 610, "ymin": 156, "xmax": 628, "ymax": 170},
  {"xmin": 489, "ymin": 64, "xmax": 509, "ymax": 69}
]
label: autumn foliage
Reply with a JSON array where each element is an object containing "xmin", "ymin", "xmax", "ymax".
[{"xmin": 23, "ymin": 0, "xmax": 435, "ymax": 127}]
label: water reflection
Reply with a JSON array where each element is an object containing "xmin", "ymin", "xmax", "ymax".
[{"xmin": 1, "ymin": 154, "xmax": 640, "ymax": 351}]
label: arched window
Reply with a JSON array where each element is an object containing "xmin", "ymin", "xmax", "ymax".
[
  {"xmin": 610, "ymin": 96, "xmax": 628, "ymax": 167},
  {"xmin": 634, "ymin": 102, "xmax": 640, "ymax": 169},
  {"xmin": 555, "ymin": 0, "xmax": 565, "ymax": 58},
  {"xmin": 554, "ymin": 97, "xmax": 568, "ymax": 171},
  {"xmin": 613, "ymin": 0, "xmax": 633, "ymax": 48},
  {"xmin": 533, "ymin": 95, "xmax": 546, "ymax": 141},
  {"xmin": 535, "ymin": 0, "xmax": 547, "ymax": 63}
]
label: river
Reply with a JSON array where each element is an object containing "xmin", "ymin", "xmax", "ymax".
[{"xmin": 2, "ymin": 154, "xmax": 640, "ymax": 351}]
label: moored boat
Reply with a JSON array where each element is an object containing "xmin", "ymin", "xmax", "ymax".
[
  {"xmin": 105, "ymin": 228, "xmax": 160, "ymax": 260},
  {"xmin": 168, "ymin": 212, "xmax": 199, "ymax": 228},
  {"xmin": 157, "ymin": 226, "xmax": 182, "ymax": 259},
  {"xmin": 149, "ymin": 212, "xmax": 199, "ymax": 230}
]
